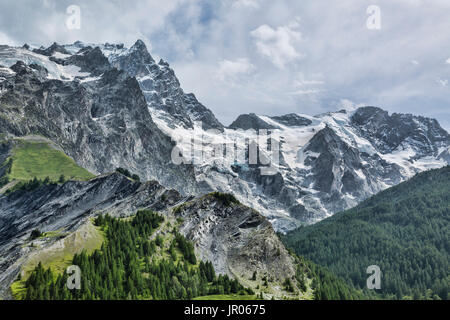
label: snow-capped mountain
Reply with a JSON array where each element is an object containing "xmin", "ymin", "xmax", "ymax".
[
  {"xmin": 0, "ymin": 42, "xmax": 200, "ymax": 195},
  {"xmin": 98, "ymin": 40, "xmax": 224, "ymax": 132},
  {"xmin": 1, "ymin": 40, "xmax": 449, "ymax": 231},
  {"xmin": 147, "ymin": 105, "xmax": 449, "ymax": 231}
]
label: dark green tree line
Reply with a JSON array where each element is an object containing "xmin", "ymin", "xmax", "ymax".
[{"xmin": 23, "ymin": 210, "xmax": 252, "ymax": 300}]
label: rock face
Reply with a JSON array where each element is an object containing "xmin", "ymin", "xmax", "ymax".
[
  {"xmin": 32, "ymin": 42, "xmax": 70, "ymax": 57},
  {"xmin": 103, "ymin": 40, "xmax": 224, "ymax": 132},
  {"xmin": 173, "ymin": 194, "xmax": 299, "ymax": 297},
  {"xmin": 0, "ymin": 140, "xmax": 11, "ymax": 179},
  {"xmin": 438, "ymin": 147, "xmax": 450, "ymax": 163},
  {"xmin": 175, "ymin": 194, "xmax": 296, "ymax": 282},
  {"xmin": 351, "ymin": 106, "xmax": 450, "ymax": 157},
  {"xmin": 296, "ymin": 125, "xmax": 404, "ymax": 220}
]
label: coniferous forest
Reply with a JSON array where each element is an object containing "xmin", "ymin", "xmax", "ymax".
[
  {"xmin": 282, "ymin": 166, "xmax": 450, "ymax": 300},
  {"xmin": 22, "ymin": 210, "xmax": 251, "ymax": 300},
  {"xmin": 303, "ymin": 259, "xmax": 367, "ymax": 300}
]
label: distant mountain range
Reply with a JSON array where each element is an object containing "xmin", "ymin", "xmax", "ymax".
[
  {"xmin": 2, "ymin": 40, "xmax": 449, "ymax": 231},
  {"xmin": 3, "ymin": 40, "xmax": 448, "ymax": 231}
]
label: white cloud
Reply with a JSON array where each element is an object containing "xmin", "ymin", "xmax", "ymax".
[
  {"xmin": 437, "ymin": 78, "xmax": 448, "ymax": 87},
  {"xmin": 0, "ymin": 0, "xmax": 184, "ymax": 47},
  {"xmin": 337, "ymin": 99, "xmax": 366, "ymax": 112},
  {"xmin": 250, "ymin": 20, "xmax": 303, "ymax": 68},
  {"xmin": 446, "ymin": 58, "xmax": 450, "ymax": 64},
  {"xmin": 215, "ymin": 58, "xmax": 255, "ymax": 82},
  {"xmin": 290, "ymin": 89, "xmax": 323, "ymax": 96},
  {"xmin": 289, "ymin": 76, "xmax": 325, "ymax": 97},
  {"xmin": 232, "ymin": 0, "xmax": 260, "ymax": 9},
  {"xmin": 0, "ymin": 32, "xmax": 17, "ymax": 46},
  {"xmin": 293, "ymin": 79, "xmax": 324, "ymax": 87}
]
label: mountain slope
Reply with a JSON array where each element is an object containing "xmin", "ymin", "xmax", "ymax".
[
  {"xmin": 10, "ymin": 204, "xmax": 363, "ymax": 300},
  {"xmin": 101, "ymin": 40, "xmax": 224, "ymax": 132},
  {"xmin": 1, "ymin": 137, "xmax": 94, "ymax": 183},
  {"xmin": 173, "ymin": 192, "xmax": 304, "ymax": 298},
  {"xmin": 0, "ymin": 169, "xmax": 309, "ymax": 299},
  {"xmin": 155, "ymin": 105, "xmax": 449, "ymax": 230},
  {"xmin": 281, "ymin": 166, "xmax": 450, "ymax": 299},
  {"xmin": 0, "ymin": 44, "xmax": 199, "ymax": 195},
  {"xmin": 0, "ymin": 172, "xmax": 176, "ymax": 297}
]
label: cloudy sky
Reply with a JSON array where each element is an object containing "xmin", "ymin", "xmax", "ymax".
[{"xmin": 0, "ymin": 0, "xmax": 449, "ymax": 129}]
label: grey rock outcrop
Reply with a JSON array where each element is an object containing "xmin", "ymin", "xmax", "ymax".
[
  {"xmin": 229, "ymin": 113, "xmax": 280, "ymax": 131},
  {"xmin": 270, "ymin": 113, "xmax": 312, "ymax": 127},
  {"xmin": 174, "ymin": 194, "xmax": 299, "ymax": 295},
  {"xmin": 351, "ymin": 106, "xmax": 450, "ymax": 158},
  {"xmin": 32, "ymin": 42, "xmax": 70, "ymax": 57}
]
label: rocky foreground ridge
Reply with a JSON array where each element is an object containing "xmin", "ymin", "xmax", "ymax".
[{"xmin": 0, "ymin": 171, "xmax": 301, "ymax": 299}]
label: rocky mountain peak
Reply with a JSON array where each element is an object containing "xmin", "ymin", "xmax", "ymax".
[
  {"xmin": 101, "ymin": 40, "xmax": 223, "ymax": 131},
  {"xmin": 32, "ymin": 42, "xmax": 70, "ymax": 57},
  {"xmin": 67, "ymin": 46, "xmax": 111, "ymax": 75},
  {"xmin": 229, "ymin": 113, "xmax": 279, "ymax": 131},
  {"xmin": 129, "ymin": 39, "xmax": 155, "ymax": 64},
  {"xmin": 351, "ymin": 106, "xmax": 390, "ymax": 127},
  {"xmin": 158, "ymin": 58, "xmax": 169, "ymax": 67},
  {"xmin": 131, "ymin": 39, "xmax": 148, "ymax": 51},
  {"xmin": 351, "ymin": 106, "xmax": 450, "ymax": 157},
  {"xmin": 9, "ymin": 60, "xmax": 28, "ymax": 74},
  {"xmin": 270, "ymin": 113, "xmax": 313, "ymax": 127}
]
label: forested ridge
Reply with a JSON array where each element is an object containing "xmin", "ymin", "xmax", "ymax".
[
  {"xmin": 16, "ymin": 208, "xmax": 366, "ymax": 300},
  {"xmin": 20, "ymin": 210, "xmax": 252, "ymax": 300},
  {"xmin": 300, "ymin": 256, "xmax": 367, "ymax": 300},
  {"xmin": 282, "ymin": 166, "xmax": 450, "ymax": 300}
]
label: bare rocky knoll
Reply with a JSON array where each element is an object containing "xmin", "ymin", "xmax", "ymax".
[{"xmin": 174, "ymin": 193, "xmax": 302, "ymax": 298}]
